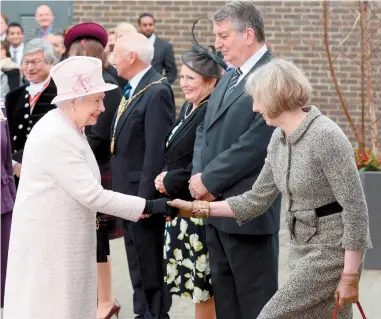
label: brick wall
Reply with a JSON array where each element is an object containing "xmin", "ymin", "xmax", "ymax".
[{"xmin": 73, "ymin": 0, "xmax": 381, "ymax": 147}]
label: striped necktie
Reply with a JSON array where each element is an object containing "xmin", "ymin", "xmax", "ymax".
[
  {"xmin": 123, "ymin": 83, "xmax": 132, "ymax": 99},
  {"xmin": 224, "ymin": 68, "xmax": 242, "ymax": 99}
]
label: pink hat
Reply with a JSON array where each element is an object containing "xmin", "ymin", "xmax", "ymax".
[
  {"xmin": 64, "ymin": 22, "xmax": 108, "ymax": 50},
  {"xmin": 50, "ymin": 56, "xmax": 117, "ymax": 104}
]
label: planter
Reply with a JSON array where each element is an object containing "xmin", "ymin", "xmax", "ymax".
[{"xmin": 360, "ymin": 171, "xmax": 381, "ymax": 270}]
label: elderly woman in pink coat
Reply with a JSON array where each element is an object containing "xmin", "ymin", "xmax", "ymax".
[{"xmin": 3, "ymin": 56, "xmax": 177, "ymax": 319}]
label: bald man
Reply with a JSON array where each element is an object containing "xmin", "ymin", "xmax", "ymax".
[
  {"xmin": 35, "ymin": 5, "xmax": 54, "ymax": 38},
  {"xmin": 111, "ymin": 33, "xmax": 175, "ymax": 319}
]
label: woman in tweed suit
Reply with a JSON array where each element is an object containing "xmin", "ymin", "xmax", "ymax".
[{"xmin": 169, "ymin": 59, "xmax": 372, "ymax": 318}]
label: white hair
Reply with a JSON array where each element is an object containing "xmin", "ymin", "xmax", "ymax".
[
  {"xmin": 55, "ymin": 97, "xmax": 84, "ymax": 108},
  {"xmin": 115, "ymin": 22, "xmax": 137, "ymax": 35},
  {"xmin": 123, "ymin": 37, "xmax": 153, "ymax": 65},
  {"xmin": 23, "ymin": 38, "xmax": 55, "ymax": 64}
]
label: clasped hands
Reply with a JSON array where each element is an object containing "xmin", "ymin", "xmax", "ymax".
[
  {"xmin": 147, "ymin": 173, "xmax": 215, "ymax": 219},
  {"xmin": 142, "ymin": 198, "xmax": 210, "ymax": 219},
  {"xmin": 188, "ymin": 173, "xmax": 216, "ymax": 201}
]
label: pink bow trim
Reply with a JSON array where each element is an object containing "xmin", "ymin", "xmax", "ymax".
[{"xmin": 72, "ymin": 72, "xmax": 91, "ymax": 95}]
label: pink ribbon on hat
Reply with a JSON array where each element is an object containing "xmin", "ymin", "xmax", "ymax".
[{"xmin": 72, "ymin": 72, "xmax": 91, "ymax": 95}]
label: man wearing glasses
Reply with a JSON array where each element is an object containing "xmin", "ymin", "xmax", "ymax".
[{"xmin": 5, "ymin": 38, "xmax": 56, "ymax": 181}]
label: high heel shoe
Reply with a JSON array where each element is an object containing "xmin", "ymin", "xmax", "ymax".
[{"xmin": 103, "ymin": 298, "xmax": 121, "ymax": 319}]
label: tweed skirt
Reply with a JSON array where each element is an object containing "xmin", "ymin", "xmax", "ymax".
[{"xmin": 258, "ymin": 211, "xmax": 353, "ymax": 319}]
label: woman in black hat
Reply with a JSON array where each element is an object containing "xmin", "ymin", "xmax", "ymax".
[
  {"xmin": 64, "ymin": 22, "xmax": 122, "ymax": 319},
  {"xmin": 154, "ymin": 20, "xmax": 227, "ymax": 319}
]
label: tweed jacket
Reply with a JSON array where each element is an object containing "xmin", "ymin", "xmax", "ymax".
[{"xmin": 227, "ymin": 106, "xmax": 372, "ymax": 251}]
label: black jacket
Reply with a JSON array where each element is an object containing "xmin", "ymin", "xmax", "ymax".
[
  {"xmin": 86, "ymin": 69, "xmax": 122, "ymax": 168},
  {"xmin": 111, "ymin": 67, "xmax": 176, "ymax": 199},
  {"xmin": 163, "ymin": 100, "xmax": 208, "ymax": 201},
  {"xmin": 152, "ymin": 37, "xmax": 177, "ymax": 85},
  {"xmin": 192, "ymin": 51, "xmax": 281, "ymax": 235},
  {"xmin": 5, "ymin": 80, "xmax": 57, "ymax": 163}
]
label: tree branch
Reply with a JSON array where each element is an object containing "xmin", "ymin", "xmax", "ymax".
[{"xmin": 322, "ymin": 1, "xmax": 364, "ymax": 151}]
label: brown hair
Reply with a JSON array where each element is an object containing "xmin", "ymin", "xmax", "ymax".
[
  {"xmin": 69, "ymin": 38, "xmax": 107, "ymax": 67},
  {"xmin": 246, "ymin": 59, "xmax": 312, "ymax": 119},
  {"xmin": 1, "ymin": 14, "xmax": 8, "ymax": 25},
  {"xmin": 1, "ymin": 40, "xmax": 11, "ymax": 58}
]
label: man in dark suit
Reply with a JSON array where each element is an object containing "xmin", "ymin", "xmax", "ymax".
[
  {"xmin": 112, "ymin": 32, "xmax": 175, "ymax": 319},
  {"xmin": 5, "ymin": 38, "xmax": 56, "ymax": 180},
  {"xmin": 189, "ymin": 2, "xmax": 281, "ymax": 319},
  {"xmin": 138, "ymin": 13, "xmax": 177, "ymax": 85}
]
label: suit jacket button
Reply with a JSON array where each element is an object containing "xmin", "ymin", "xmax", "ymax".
[
  {"xmin": 27, "ymin": 127, "xmax": 31, "ymax": 131},
  {"xmin": 29, "ymin": 120, "xmax": 32, "ymax": 124},
  {"xmin": 18, "ymin": 124, "xmax": 23, "ymax": 129},
  {"xmin": 24, "ymin": 114, "xmax": 29, "ymax": 119},
  {"xmin": 24, "ymin": 103, "xmax": 29, "ymax": 108}
]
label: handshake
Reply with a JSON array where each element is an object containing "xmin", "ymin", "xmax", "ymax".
[{"xmin": 143, "ymin": 198, "xmax": 210, "ymax": 219}]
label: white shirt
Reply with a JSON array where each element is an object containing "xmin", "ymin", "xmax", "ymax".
[
  {"xmin": 148, "ymin": 34, "xmax": 156, "ymax": 55},
  {"xmin": 129, "ymin": 65, "xmax": 152, "ymax": 97},
  {"xmin": 148, "ymin": 33, "xmax": 156, "ymax": 46},
  {"xmin": 26, "ymin": 76, "xmax": 51, "ymax": 98},
  {"xmin": 10, "ymin": 43, "xmax": 24, "ymax": 66},
  {"xmin": 236, "ymin": 44, "xmax": 268, "ymax": 85}
]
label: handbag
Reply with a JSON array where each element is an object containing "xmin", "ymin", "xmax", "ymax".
[{"xmin": 332, "ymin": 302, "xmax": 366, "ymax": 319}]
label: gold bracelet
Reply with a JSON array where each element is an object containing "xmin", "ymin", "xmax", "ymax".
[
  {"xmin": 192, "ymin": 201, "xmax": 210, "ymax": 219},
  {"xmin": 342, "ymin": 273, "xmax": 359, "ymax": 278}
]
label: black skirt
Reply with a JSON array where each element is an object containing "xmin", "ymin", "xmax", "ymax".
[{"xmin": 96, "ymin": 162, "xmax": 112, "ymax": 263}]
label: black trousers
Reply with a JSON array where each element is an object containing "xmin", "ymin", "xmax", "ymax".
[
  {"xmin": 206, "ymin": 224, "xmax": 279, "ymax": 319},
  {"xmin": 123, "ymin": 216, "xmax": 172, "ymax": 319}
]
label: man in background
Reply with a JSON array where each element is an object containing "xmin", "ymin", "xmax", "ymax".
[
  {"xmin": 5, "ymin": 38, "xmax": 56, "ymax": 181},
  {"xmin": 138, "ymin": 13, "xmax": 177, "ymax": 85},
  {"xmin": 34, "ymin": 5, "xmax": 54, "ymax": 38},
  {"xmin": 6, "ymin": 23, "xmax": 24, "ymax": 66}
]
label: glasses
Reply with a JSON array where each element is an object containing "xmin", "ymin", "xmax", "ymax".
[{"xmin": 22, "ymin": 59, "xmax": 44, "ymax": 67}]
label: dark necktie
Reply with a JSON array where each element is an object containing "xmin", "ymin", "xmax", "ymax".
[
  {"xmin": 123, "ymin": 83, "xmax": 132, "ymax": 99},
  {"xmin": 224, "ymin": 68, "xmax": 242, "ymax": 99}
]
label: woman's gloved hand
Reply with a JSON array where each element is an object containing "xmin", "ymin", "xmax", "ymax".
[
  {"xmin": 335, "ymin": 273, "xmax": 359, "ymax": 308},
  {"xmin": 143, "ymin": 198, "xmax": 179, "ymax": 219}
]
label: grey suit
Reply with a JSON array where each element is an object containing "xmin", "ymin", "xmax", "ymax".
[{"xmin": 192, "ymin": 51, "xmax": 281, "ymax": 319}]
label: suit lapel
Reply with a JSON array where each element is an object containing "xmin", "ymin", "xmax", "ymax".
[
  {"xmin": 114, "ymin": 68, "xmax": 154, "ymax": 142},
  {"xmin": 207, "ymin": 51, "xmax": 274, "ymax": 131},
  {"xmin": 208, "ymin": 72, "xmax": 232, "ymax": 126}
]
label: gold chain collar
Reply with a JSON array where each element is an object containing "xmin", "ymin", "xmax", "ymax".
[{"xmin": 110, "ymin": 77, "xmax": 167, "ymax": 154}]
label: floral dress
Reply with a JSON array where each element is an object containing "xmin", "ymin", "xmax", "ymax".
[
  {"xmin": 164, "ymin": 217, "xmax": 213, "ymax": 303},
  {"xmin": 162, "ymin": 100, "xmax": 213, "ymax": 303}
]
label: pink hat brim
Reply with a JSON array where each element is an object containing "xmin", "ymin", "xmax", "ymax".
[{"xmin": 51, "ymin": 83, "xmax": 118, "ymax": 104}]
